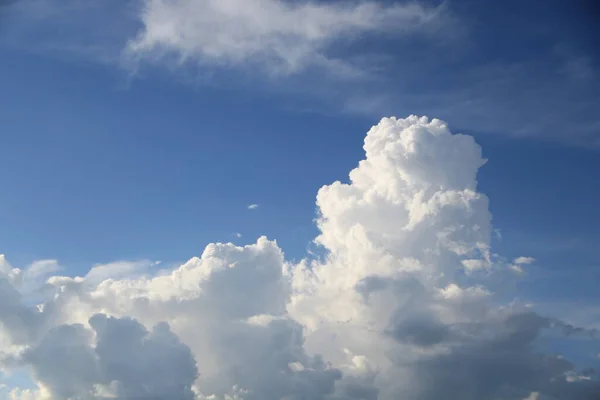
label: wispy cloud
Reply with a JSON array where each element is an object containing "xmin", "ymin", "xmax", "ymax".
[
  {"xmin": 2, "ymin": 1, "xmax": 599, "ymax": 146},
  {"xmin": 247, "ymin": 204, "xmax": 259, "ymax": 210},
  {"xmin": 84, "ymin": 260, "xmax": 159, "ymax": 284},
  {"xmin": 125, "ymin": 0, "xmax": 445, "ymax": 76},
  {"xmin": 0, "ymin": 0, "xmax": 138, "ymax": 64},
  {"xmin": 24, "ymin": 259, "xmax": 61, "ymax": 279},
  {"xmin": 554, "ymin": 43, "xmax": 596, "ymax": 81},
  {"xmin": 513, "ymin": 257, "xmax": 536, "ymax": 265}
]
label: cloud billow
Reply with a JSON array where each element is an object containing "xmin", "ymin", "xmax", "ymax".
[{"xmin": 0, "ymin": 116, "xmax": 598, "ymax": 400}]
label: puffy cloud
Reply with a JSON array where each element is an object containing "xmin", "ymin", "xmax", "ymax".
[
  {"xmin": 126, "ymin": 0, "xmax": 444, "ymax": 75},
  {"xmin": 0, "ymin": 277, "xmax": 44, "ymax": 346},
  {"xmin": 395, "ymin": 312, "xmax": 600, "ymax": 400},
  {"xmin": 0, "ymin": 116, "xmax": 598, "ymax": 399},
  {"xmin": 16, "ymin": 314, "xmax": 197, "ymax": 400},
  {"xmin": 288, "ymin": 116, "xmax": 599, "ymax": 399}
]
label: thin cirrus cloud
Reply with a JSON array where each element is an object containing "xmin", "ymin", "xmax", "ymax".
[
  {"xmin": 247, "ymin": 204, "xmax": 259, "ymax": 210},
  {"xmin": 2, "ymin": 0, "xmax": 446, "ymax": 75},
  {"xmin": 4, "ymin": 1, "xmax": 599, "ymax": 145},
  {"xmin": 0, "ymin": 116, "xmax": 598, "ymax": 399},
  {"xmin": 120, "ymin": 0, "xmax": 600, "ymax": 146},
  {"xmin": 125, "ymin": 0, "xmax": 445, "ymax": 76}
]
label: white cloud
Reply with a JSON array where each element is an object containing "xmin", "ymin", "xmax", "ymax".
[
  {"xmin": 4, "ymin": 1, "xmax": 600, "ymax": 147},
  {"xmin": 514, "ymin": 256, "xmax": 535, "ymax": 265},
  {"xmin": 126, "ymin": 0, "xmax": 444, "ymax": 76},
  {"xmin": 509, "ymin": 264, "xmax": 525, "ymax": 275},
  {"xmin": 84, "ymin": 260, "xmax": 158, "ymax": 284},
  {"xmin": 0, "ymin": 254, "xmax": 20, "ymax": 283},
  {"xmin": 24, "ymin": 260, "xmax": 61, "ymax": 280},
  {"xmin": 0, "ymin": 116, "xmax": 598, "ymax": 399},
  {"xmin": 247, "ymin": 204, "xmax": 259, "ymax": 210}
]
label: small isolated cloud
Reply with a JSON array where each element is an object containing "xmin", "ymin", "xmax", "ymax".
[
  {"xmin": 509, "ymin": 256, "xmax": 535, "ymax": 275},
  {"xmin": 509, "ymin": 264, "xmax": 525, "ymax": 275},
  {"xmin": 523, "ymin": 392, "xmax": 540, "ymax": 400},
  {"xmin": 0, "ymin": 116, "xmax": 598, "ymax": 399},
  {"xmin": 514, "ymin": 256, "xmax": 536, "ymax": 265},
  {"xmin": 247, "ymin": 204, "xmax": 259, "ymax": 210},
  {"xmin": 125, "ymin": 0, "xmax": 445, "ymax": 76}
]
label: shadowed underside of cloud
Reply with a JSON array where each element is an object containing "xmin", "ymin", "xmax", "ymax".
[{"xmin": 0, "ymin": 116, "xmax": 599, "ymax": 399}]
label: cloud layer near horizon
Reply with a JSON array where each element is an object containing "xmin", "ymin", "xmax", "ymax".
[{"xmin": 1, "ymin": 116, "xmax": 599, "ymax": 400}]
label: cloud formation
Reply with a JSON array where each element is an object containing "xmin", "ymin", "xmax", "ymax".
[
  {"xmin": 125, "ymin": 0, "xmax": 444, "ymax": 75},
  {"xmin": 1, "ymin": 116, "xmax": 599, "ymax": 399},
  {"xmin": 15, "ymin": 314, "xmax": 197, "ymax": 399},
  {"xmin": 3, "ymin": 1, "xmax": 598, "ymax": 145}
]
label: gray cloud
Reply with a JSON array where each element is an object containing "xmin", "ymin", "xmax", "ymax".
[
  {"xmin": 399, "ymin": 312, "xmax": 600, "ymax": 400},
  {"xmin": 20, "ymin": 314, "xmax": 197, "ymax": 400}
]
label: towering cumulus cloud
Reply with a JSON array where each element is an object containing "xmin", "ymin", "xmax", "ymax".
[{"xmin": 1, "ymin": 116, "xmax": 598, "ymax": 399}]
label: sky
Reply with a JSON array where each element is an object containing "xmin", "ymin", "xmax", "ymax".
[{"xmin": 0, "ymin": 0, "xmax": 599, "ymax": 399}]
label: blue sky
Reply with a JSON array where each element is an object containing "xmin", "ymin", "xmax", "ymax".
[
  {"xmin": 2, "ymin": 0, "xmax": 599, "ymax": 293},
  {"xmin": 0, "ymin": 1, "xmax": 599, "ymax": 399}
]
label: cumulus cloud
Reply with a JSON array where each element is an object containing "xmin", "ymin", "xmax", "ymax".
[
  {"xmin": 1, "ymin": 116, "xmax": 598, "ymax": 399},
  {"xmin": 125, "ymin": 0, "xmax": 444, "ymax": 75},
  {"xmin": 13, "ymin": 314, "xmax": 197, "ymax": 400}
]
